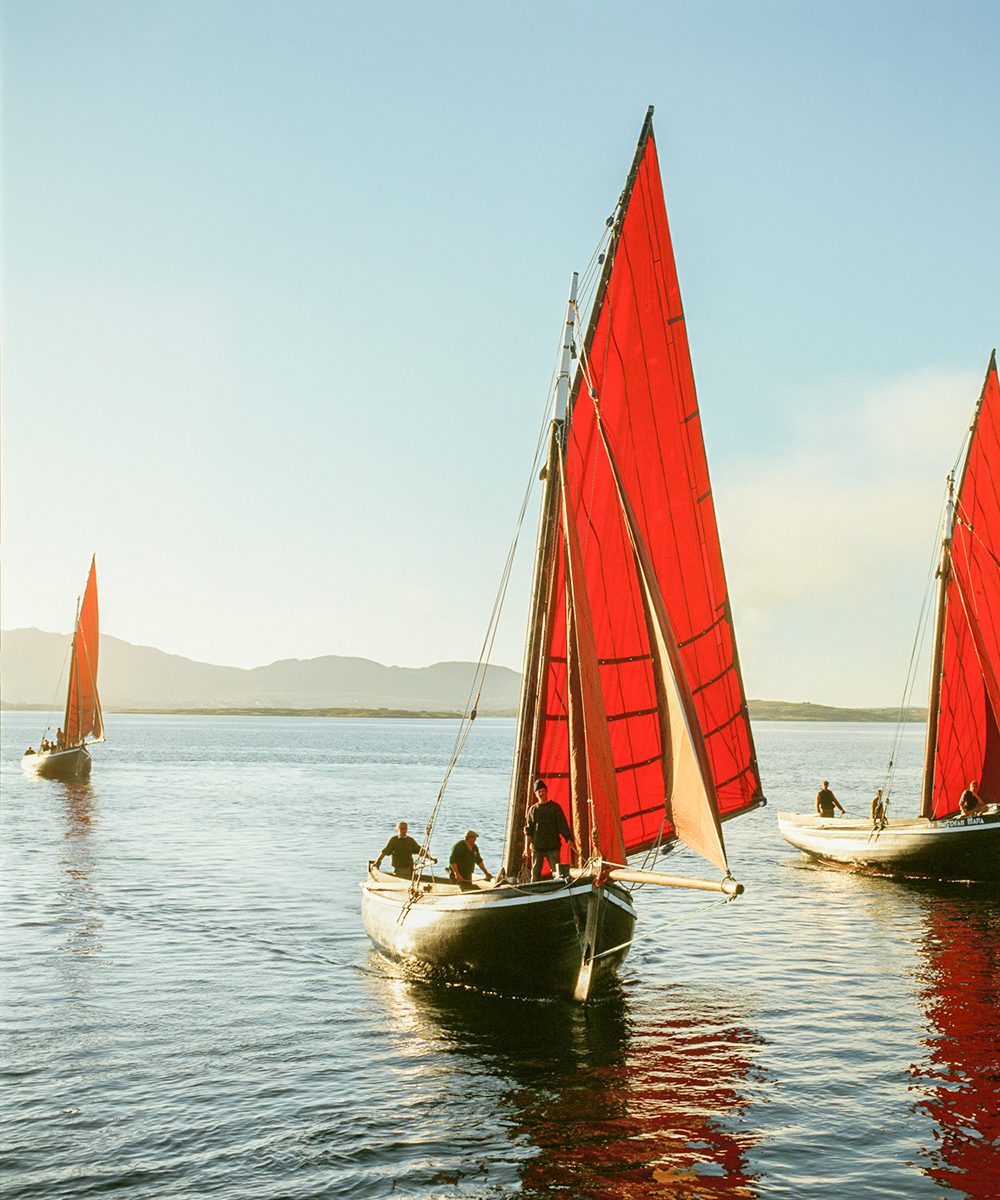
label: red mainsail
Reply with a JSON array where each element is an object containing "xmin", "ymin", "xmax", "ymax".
[
  {"xmin": 510, "ymin": 111, "xmax": 762, "ymax": 872},
  {"xmin": 930, "ymin": 354, "xmax": 1000, "ymax": 818},
  {"xmin": 64, "ymin": 557, "xmax": 104, "ymax": 747}
]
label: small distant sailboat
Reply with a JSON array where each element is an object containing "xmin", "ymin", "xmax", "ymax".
[
  {"xmin": 361, "ymin": 109, "xmax": 765, "ymax": 1001},
  {"xmin": 22, "ymin": 557, "xmax": 105, "ymax": 780},
  {"xmin": 779, "ymin": 354, "xmax": 1000, "ymax": 881}
]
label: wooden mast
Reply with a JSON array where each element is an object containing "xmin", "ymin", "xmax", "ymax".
[
  {"xmin": 509, "ymin": 108, "xmax": 653, "ymax": 878},
  {"xmin": 920, "ymin": 478, "xmax": 954, "ymax": 819},
  {"xmin": 62, "ymin": 595, "xmax": 81, "ymax": 750},
  {"xmin": 503, "ymin": 275, "xmax": 577, "ymax": 877}
]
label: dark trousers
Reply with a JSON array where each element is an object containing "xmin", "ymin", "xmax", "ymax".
[{"xmin": 531, "ymin": 847, "xmax": 560, "ymax": 882}]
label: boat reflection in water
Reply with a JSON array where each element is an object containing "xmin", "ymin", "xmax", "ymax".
[
  {"xmin": 56, "ymin": 782, "xmax": 105, "ymax": 988},
  {"xmin": 910, "ymin": 885, "xmax": 1000, "ymax": 1198},
  {"xmin": 368, "ymin": 965, "xmax": 763, "ymax": 1198}
]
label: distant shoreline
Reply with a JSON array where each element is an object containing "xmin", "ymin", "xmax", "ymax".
[
  {"xmin": 747, "ymin": 701, "xmax": 926, "ymax": 723},
  {"xmin": 1, "ymin": 703, "xmax": 482, "ymax": 719},
  {"xmin": 2, "ymin": 700, "xmax": 926, "ymax": 722}
]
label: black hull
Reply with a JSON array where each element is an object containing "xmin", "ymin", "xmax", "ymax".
[
  {"xmin": 778, "ymin": 811, "xmax": 1000, "ymax": 882},
  {"xmin": 360, "ymin": 869, "xmax": 636, "ymax": 1002},
  {"xmin": 21, "ymin": 745, "xmax": 93, "ymax": 780}
]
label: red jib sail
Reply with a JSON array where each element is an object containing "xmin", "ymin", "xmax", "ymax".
[
  {"xmin": 518, "ymin": 110, "xmax": 762, "ymax": 870},
  {"xmin": 64, "ymin": 557, "xmax": 104, "ymax": 746},
  {"xmin": 930, "ymin": 353, "xmax": 1000, "ymax": 818}
]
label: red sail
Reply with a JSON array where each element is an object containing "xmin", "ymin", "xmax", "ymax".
[
  {"xmin": 931, "ymin": 355, "xmax": 1000, "ymax": 818},
  {"xmin": 531, "ymin": 113, "xmax": 762, "ymax": 862},
  {"xmin": 560, "ymin": 453, "xmax": 626, "ymax": 864},
  {"xmin": 64, "ymin": 557, "xmax": 103, "ymax": 746}
]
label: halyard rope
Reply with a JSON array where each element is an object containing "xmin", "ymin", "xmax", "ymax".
[
  {"xmin": 412, "ymin": 222, "xmax": 617, "ymax": 885},
  {"xmin": 588, "ymin": 889, "xmax": 738, "ymax": 963},
  {"xmin": 879, "ymin": 493, "xmax": 945, "ymax": 808}
]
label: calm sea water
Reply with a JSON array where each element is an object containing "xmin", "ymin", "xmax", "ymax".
[{"xmin": 2, "ymin": 712, "xmax": 998, "ymax": 1199}]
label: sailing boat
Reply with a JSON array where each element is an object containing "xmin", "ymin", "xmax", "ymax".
[
  {"xmin": 779, "ymin": 354, "xmax": 1000, "ymax": 881},
  {"xmin": 21, "ymin": 556, "xmax": 105, "ymax": 780},
  {"xmin": 361, "ymin": 109, "xmax": 766, "ymax": 1001}
]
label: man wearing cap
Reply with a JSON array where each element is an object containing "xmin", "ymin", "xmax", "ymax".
[
  {"xmin": 525, "ymin": 779, "xmax": 575, "ymax": 881},
  {"xmin": 449, "ymin": 830, "xmax": 493, "ymax": 889}
]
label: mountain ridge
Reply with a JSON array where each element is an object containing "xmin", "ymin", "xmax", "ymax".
[
  {"xmin": 0, "ymin": 628, "xmax": 926, "ymax": 721},
  {"xmin": 0, "ymin": 628, "xmax": 521, "ymax": 713}
]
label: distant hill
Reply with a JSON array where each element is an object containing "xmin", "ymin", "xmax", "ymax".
[
  {"xmin": 0, "ymin": 628, "xmax": 924, "ymax": 722},
  {"xmin": 747, "ymin": 699, "xmax": 925, "ymax": 723},
  {"xmin": 0, "ymin": 629, "xmax": 521, "ymax": 714}
]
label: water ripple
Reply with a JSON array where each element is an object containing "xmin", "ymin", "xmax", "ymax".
[{"xmin": 3, "ymin": 714, "xmax": 997, "ymax": 1197}]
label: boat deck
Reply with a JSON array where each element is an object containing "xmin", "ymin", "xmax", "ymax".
[{"xmin": 778, "ymin": 807, "xmax": 999, "ymax": 832}]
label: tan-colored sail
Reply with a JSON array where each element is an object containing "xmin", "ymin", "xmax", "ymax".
[{"xmin": 597, "ymin": 418, "xmax": 729, "ymax": 873}]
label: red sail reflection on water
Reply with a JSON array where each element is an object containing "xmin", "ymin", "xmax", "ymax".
[
  {"xmin": 374, "ymin": 975, "xmax": 764, "ymax": 1199},
  {"xmin": 514, "ymin": 1004, "xmax": 763, "ymax": 1199},
  {"xmin": 910, "ymin": 897, "xmax": 1000, "ymax": 1196}
]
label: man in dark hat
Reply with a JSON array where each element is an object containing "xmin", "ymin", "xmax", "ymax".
[{"xmin": 525, "ymin": 779, "xmax": 575, "ymax": 881}]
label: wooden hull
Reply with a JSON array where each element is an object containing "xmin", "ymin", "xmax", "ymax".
[
  {"xmin": 360, "ymin": 868, "xmax": 636, "ymax": 1002},
  {"xmin": 21, "ymin": 745, "xmax": 93, "ymax": 780},
  {"xmin": 777, "ymin": 810, "xmax": 1000, "ymax": 882}
]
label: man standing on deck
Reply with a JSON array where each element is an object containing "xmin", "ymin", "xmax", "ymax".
[
  {"xmin": 525, "ymin": 779, "xmax": 575, "ymax": 881},
  {"xmin": 373, "ymin": 821, "xmax": 434, "ymax": 879},
  {"xmin": 449, "ymin": 830, "xmax": 492, "ymax": 889},
  {"xmin": 816, "ymin": 781, "xmax": 845, "ymax": 818}
]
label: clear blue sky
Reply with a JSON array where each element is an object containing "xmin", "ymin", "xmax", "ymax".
[{"xmin": 3, "ymin": 0, "xmax": 998, "ymax": 705}]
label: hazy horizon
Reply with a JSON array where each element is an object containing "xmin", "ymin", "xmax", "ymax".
[
  {"xmin": 0, "ymin": 625, "xmax": 928, "ymax": 712},
  {"xmin": 4, "ymin": 1, "xmax": 998, "ymax": 707},
  {"xmin": 1, "ymin": 623, "xmax": 525, "ymax": 673}
]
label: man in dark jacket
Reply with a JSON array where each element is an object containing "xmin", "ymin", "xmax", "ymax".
[
  {"xmin": 374, "ymin": 821, "xmax": 435, "ymax": 879},
  {"xmin": 525, "ymin": 779, "xmax": 575, "ymax": 881}
]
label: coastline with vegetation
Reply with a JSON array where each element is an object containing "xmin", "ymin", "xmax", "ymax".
[
  {"xmin": 2, "ymin": 700, "xmax": 927, "ymax": 722},
  {"xmin": 747, "ymin": 701, "xmax": 925, "ymax": 723}
]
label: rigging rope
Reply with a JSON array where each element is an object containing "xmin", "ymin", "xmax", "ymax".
[
  {"xmin": 879, "ymin": 488, "xmax": 951, "ymax": 808},
  {"xmin": 880, "ymin": 409, "xmax": 979, "ymax": 808},
  {"xmin": 413, "ymin": 220, "xmax": 620, "ymax": 881},
  {"xmin": 38, "ymin": 635, "xmax": 75, "ymax": 742}
]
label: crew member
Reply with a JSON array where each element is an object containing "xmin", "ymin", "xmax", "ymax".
[
  {"xmin": 449, "ymin": 830, "xmax": 492, "ymax": 889},
  {"xmin": 373, "ymin": 821, "xmax": 433, "ymax": 879},
  {"xmin": 525, "ymin": 778, "xmax": 575, "ymax": 881},
  {"xmin": 959, "ymin": 781, "xmax": 986, "ymax": 816},
  {"xmin": 816, "ymin": 781, "xmax": 845, "ymax": 818}
]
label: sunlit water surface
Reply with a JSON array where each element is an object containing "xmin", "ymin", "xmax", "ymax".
[{"xmin": 2, "ymin": 713, "xmax": 998, "ymax": 1198}]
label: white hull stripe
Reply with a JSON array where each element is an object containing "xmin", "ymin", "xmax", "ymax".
[
  {"xmin": 22, "ymin": 746, "xmax": 90, "ymax": 761},
  {"xmin": 361, "ymin": 881, "xmax": 636, "ymax": 917},
  {"xmin": 778, "ymin": 818, "xmax": 999, "ymax": 843}
]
